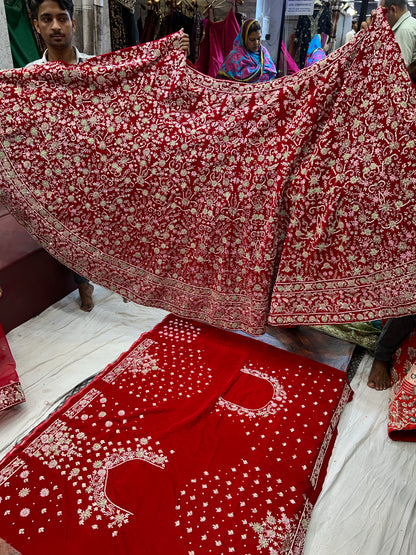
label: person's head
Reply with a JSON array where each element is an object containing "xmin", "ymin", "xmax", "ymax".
[
  {"xmin": 352, "ymin": 18, "xmax": 359, "ymax": 32},
  {"xmin": 380, "ymin": 0, "xmax": 408, "ymax": 27},
  {"xmin": 307, "ymin": 33, "xmax": 328, "ymax": 56},
  {"xmin": 30, "ymin": 0, "xmax": 75, "ymax": 51},
  {"xmin": 240, "ymin": 19, "xmax": 262, "ymax": 53}
]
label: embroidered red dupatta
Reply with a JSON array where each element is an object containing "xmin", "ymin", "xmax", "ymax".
[
  {"xmin": 0, "ymin": 9, "xmax": 415, "ymax": 335},
  {"xmin": 0, "ymin": 314, "xmax": 352, "ymax": 554},
  {"xmin": 0, "ymin": 323, "xmax": 25, "ymax": 411}
]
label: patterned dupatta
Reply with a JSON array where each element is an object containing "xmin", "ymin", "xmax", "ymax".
[
  {"xmin": 305, "ymin": 33, "xmax": 328, "ymax": 67},
  {"xmin": 217, "ymin": 18, "xmax": 277, "ymax": 82}
]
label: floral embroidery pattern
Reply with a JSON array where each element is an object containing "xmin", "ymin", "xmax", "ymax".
[
  {"xmin": 0, "ymin": 10, "xmax": 415, "ymax": 334},
  {"xmin": 0, "ymin": 457, "xmax": 25, "ymax": 487},
  {"xmin": 389, "ymin": 334, "xmax": 416, "ymax": 438},
  {"xmin": 0, "ymin": 382, "xmax": 25, "ymax": 411},
  {"xmin": 80, "ymin": 442, "xmax": 168, "ymax": 528},
  {"xmin": 0, "ymin": 315, "xmax": 352, "ymax": 553},
  {"xmin": 251, "ymin": 510, "xmax": 297, "ymax": 553},
  {"xmin": 218, "ymin": 366, "xmax": 287, "ymax": 419},
  {"xmin": 102, "ymin": 340, "xmax": 155, "ymax": 384}
]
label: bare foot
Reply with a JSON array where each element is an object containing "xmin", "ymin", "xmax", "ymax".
[
  {"xmin": 78, "ymin": 282, "xmax": 94, "ymax": 312},
  {"xmin": 0, "ymin": 537, "xmax": 20, "ymax": 554},
  {"xmin": 367, "ymin": 359, "xmax": 391, "ymax": 390}
]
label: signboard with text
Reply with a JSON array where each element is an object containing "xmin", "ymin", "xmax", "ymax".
[{"xmin": 286, "ymin": 0, "xmax": 315, "ymax": 16}]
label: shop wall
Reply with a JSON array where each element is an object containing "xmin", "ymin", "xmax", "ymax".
[{"xmin": 0, "ymin": 2, "xmax": 13, "ymax": 69}]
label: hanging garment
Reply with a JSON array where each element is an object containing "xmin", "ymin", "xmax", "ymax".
[
  {"xmin": 329, "ymin": 0, "xmax": 342, "ymax": 46},
  {"xmin": 108, "ymin": 0, "xmax": 140, "ymax": 51},
  {"xmin": 24, "ymin": 0, "xmax": 45, "ymax": 56},
  {"xmin": 140, "ymin": 8, "xmax": 160, "ymax": 44},
  {"xmin": 190, "ymin": 10, "xmax": 203, "ymax": 65},
  {"xmin": 4, "ymin": 0, "xmax": 41, "ymax": 67},
  {"xmin": 158, "ymin": 9, "xmax": 194, "ymax": 41},
  {"xmin": 0, "ymin": 9, "xmax": 415, "ymax": 335},
  {"xmin": 73, "ymin": 0, "xmax": 111, "ymax": 56},
  {"xmin": 305, "ymin": 33, "xmax": 329, "ymax": 67},
  {"xmin": 195, "ymin": 8, "xmax": 240, "ymax": 77},
  {"xmin": 278, "ymin": 41, "xmax": 299, "ymax": 76},
  {"xmin": 294, "ymin": 2, "xmax": 332, "ymax": 69}
]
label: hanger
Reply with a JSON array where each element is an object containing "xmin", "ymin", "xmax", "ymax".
[
  {"xmin": 181, "ymin": 0, "xmax": 195, "ymax": 11},
  {"xmin": 203, "ymin": 0, "xmax": 226, "ymax": 16}
]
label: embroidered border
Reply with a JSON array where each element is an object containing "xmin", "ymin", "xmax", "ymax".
[
  {"xmin": 0, "ymin": 457, "xmax": 25, "ymax": 487},
  {"xmin": 310, "ymin": 382, "xmax": 352, "ymax": 487},
  {"xmin": 80, "ymin": 440, "xmax": 168, "ymax": 529},
  {"xmin": 218, "ymin": 367, "xmax": 287, "ymax": 419},
  {"xmin": 0, "ymin": 382, "xmax": 25, "ymax": 411}
]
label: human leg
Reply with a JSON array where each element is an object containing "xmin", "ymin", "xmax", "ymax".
[
  {"xmin": 72, "ymin": 272, "xmax": 94, "ymax": 312},
  {"xmin": 368, "ymin": 315, "xmax": 416, "ymax": 390}
]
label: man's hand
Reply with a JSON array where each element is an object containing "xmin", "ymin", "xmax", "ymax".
[{"xmin": 179, "ymin": 33, "xmax": 190, "ymax": 55}]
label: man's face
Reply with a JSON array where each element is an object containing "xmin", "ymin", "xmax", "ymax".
[
  {"xmin": 380, "ymin": 0, "xmax": 400, "ymax": 27},
  {"xmin": 33, "ymin": 1, "xmax": 75, "ymax": 50}
]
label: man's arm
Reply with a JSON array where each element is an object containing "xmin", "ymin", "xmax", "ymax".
[{"xmin": 396, "ymin": 28, "xmax": 416, "ymax": 67}]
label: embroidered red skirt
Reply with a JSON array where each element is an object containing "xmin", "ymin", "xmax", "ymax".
[{"xmin": 0, "ymin": 9, "xmax": 415, "ymax": 335}]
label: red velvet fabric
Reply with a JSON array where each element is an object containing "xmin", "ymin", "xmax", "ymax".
[
  {"xmin": 389, "ymin": 329, "xmax": 416, "ymax": 441},
  {"xmin": 0, "ymin": 9, "xmax": 415, "ymax": 334},
  {"xmin": 0, "ymin": 315, "xmax": 351, "ymax": 554},
  {"xmin": 0, "ymin": 322, "xmax": 24, "ymax": 411}
]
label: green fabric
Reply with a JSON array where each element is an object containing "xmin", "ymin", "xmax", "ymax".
[
  {"xmin": 4, "ymin": 0, "xmax": 41, "ymax": 67},
  {"xmin": 313, "ymin": 322, "xmax": 381, "ymax": 355}
]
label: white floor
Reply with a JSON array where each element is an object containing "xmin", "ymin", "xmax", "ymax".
[
  {"xmin": 0, "ymin": 285, "xmax": 168, "ymax": 460},
  {"xmin": 304, "ymin": 357, "xmax": 416, "ymax": 555},
  {"xmin": 1, "ymin": 285, "xmax": 415, "ymax": 554}
]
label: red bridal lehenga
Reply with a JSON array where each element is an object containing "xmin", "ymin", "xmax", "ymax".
[
  {"xmin": 0, "ymin": 8, "xmax": 415, "ymax": 335},
  {"xmin": 0, "ymin": 322, "xmax": 25, "ymax": 411}
]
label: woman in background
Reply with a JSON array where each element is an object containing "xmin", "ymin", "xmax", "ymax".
[
  {"xmin": 305, "ymin": 33, "xmax": 329, "ymax": 67},
  {"xmin": 217, "ymin": 18, "xmax": 277, "ymax": 83}
]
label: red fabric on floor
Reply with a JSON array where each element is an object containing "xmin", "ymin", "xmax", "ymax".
[
  {"xmin": 0, "ymin": 322, "xmax": 25, "ymax": 411},
  {"xmin": 0, "ymin": 9, "xmax": 415, "ymax": 334},
  {"xmin": 0, "ymin": 315, "xmax": 352, "ymax": 554},
  {"xmin": 389, "ymin": 329, "xmax": 416, "ymax": 441}
]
